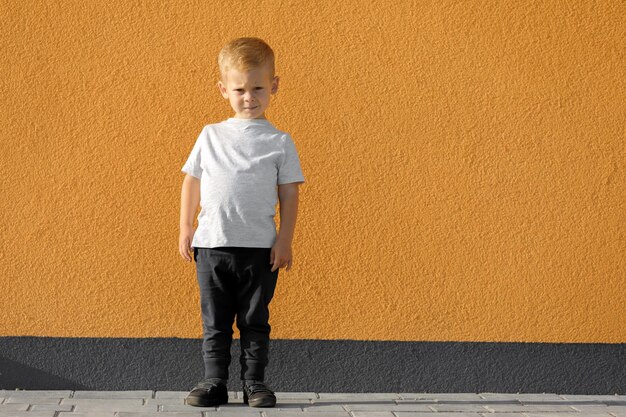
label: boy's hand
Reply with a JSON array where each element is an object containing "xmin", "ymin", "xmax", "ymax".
[
  {"xmin": 270, "ymin": 238, "xmax": 293, "ymax": 272},
  {"xmin": 179, "ymin": 225, "xmax": 195, "ymax": 262}
]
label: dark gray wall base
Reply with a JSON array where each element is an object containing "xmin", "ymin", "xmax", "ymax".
[{"xmin": 1, "ymin": 337, "xmax": 624, "ymax": 394}]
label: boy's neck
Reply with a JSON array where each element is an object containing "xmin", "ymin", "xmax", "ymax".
[
  {"xmin": 233, "ymin": 110, "xmax": 267, "ymax": 120},
  {"xmin": 226, "ymin": 116, "xmax": 271, "ymax": 125},
  {"xmin": 233, "ymin": 116, "xmax": 267, "ymax": 120}
]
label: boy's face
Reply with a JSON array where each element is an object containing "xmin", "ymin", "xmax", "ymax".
[{"xmin": 217, "ymin": 63, "xmax": 279, "ymax": 120}]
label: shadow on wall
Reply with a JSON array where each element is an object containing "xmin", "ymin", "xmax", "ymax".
[
  {"xmin": 0, "ymin": 335, "xmax": 203, "ymax": 390},
  {"xmin": 0, "ymin": 355, "xmax": 89, "ymax": 389}
]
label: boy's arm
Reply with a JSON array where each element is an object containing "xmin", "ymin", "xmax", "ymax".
[
  {"xmin": 180, "ymin": 174, "xmax": 201, "ymax": 228},
  {"xmin": 276, "ymin": 182, "xmax": 301, "ymax": 244}
]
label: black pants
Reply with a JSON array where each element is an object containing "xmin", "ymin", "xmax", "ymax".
[{"xmin": 193, "ymin": 246, "xmax": 279, "ymax": 381}]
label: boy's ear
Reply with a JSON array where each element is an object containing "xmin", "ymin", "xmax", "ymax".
[
  {"xmin": 272, "ymin": 76, "xmax": 279, "ymax": 94},
  {"xmin": 217, "ymin": 81, "xmax": 228, "ymax": 98}
]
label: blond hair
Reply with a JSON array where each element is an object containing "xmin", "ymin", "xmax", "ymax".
[{"xmin": 217, "ymin": 37, "xmax": 275, "ymax": 83}]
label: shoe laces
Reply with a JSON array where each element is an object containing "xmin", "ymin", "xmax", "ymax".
[
  {"xmin": 195, "ymin": 379, "xmax": 225, "ymax": 391},
  {"xmin": 246, "ymin": 382, "xmax": 273, "ymax": 394}
]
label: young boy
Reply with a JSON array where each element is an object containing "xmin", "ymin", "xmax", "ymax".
[{"xmin": 178, "ymin": 37, "xmax": 305, "ymax": 408}]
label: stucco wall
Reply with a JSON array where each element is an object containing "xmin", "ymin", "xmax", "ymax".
[{"xmin": 1, "ymin": 1, "xmax": 624, "ymax": 347}]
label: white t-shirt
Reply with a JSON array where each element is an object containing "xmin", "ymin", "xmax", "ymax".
[{"xmin": 181, "ymin": 117, "xmax": 305, "ymax": 249}]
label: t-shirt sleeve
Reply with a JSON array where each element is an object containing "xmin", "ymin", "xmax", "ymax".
[
  {"xmin": 278, "ymin": 134, "xmax": 305, "ymax": 185},
  {"xmin": 181, "ymin": 127, "xmax": 205, "ymax": 179}
]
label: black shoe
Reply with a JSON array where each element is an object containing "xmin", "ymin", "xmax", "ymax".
[
  {"xmin": 242, "ymin": 380, "xmax": 276, "ymax": 407},
  {"xmin": 186, "ymin": 379, "xmax": 229, "ymax": 407}
]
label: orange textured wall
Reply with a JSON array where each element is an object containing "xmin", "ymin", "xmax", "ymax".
[{"xmin": 1, "ymin": 1, "xmax": 624, "ymax": 343}]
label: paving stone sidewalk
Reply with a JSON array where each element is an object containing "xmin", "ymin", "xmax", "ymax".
[{"xmin": 1, "ymin": 390, "xmax": 626, "ymax": 417}]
